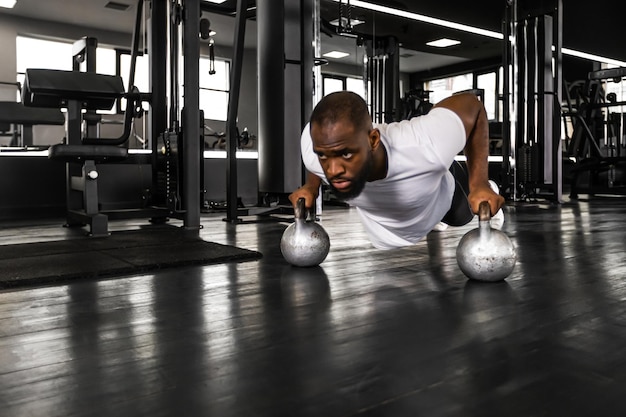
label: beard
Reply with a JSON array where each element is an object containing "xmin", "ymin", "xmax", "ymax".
[{"xmin": 328, "ymin": 152, "xmax": 373, "ymax": 201}]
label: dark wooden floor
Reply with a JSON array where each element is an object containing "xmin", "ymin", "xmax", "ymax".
[{"xmin": 2, "ymin": 197, "xmax": 626, "ymax": 416}]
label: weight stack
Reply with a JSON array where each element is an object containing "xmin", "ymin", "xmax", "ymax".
[
  {"xmin": 518, "ymin": 144, "xmax": 539, "ymax": 183},
  {"xmin": 155, "ymin": 131, "xmax": 182, "ymax": 211}
]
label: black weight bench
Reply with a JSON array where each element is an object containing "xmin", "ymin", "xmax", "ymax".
[
  {"xmin": 0, "ymin": 101, "xmax": 64, "ymax": 146},
  {"xmin": 23, "ymin": 68, "xmax": 129, "ymax": 236}
]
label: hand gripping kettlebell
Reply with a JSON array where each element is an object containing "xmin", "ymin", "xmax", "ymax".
[
  {"xmin": 456, "ymin": 201, "xmax": 516, "ymax": 282},
  {"xmin": 280, "ymin": 198, "xmax": 330, "ymax": 267}
]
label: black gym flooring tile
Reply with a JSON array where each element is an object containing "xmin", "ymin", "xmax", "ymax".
[{"xmin": 0, "ymin": 226, "xmax": 261, "ymax": 288}]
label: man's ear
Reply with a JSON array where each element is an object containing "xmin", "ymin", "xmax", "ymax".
[{"xmin": 368, "ymin": 128, "xmax": 381, "ymax": 150}]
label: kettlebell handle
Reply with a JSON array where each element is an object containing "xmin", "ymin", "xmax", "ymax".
[
  {"xmin": 478, "ymin": 201, "xmax": 492, "ymax": 222},
  {"xmin": 294, "ymin": 197, "xmax": 316, "ymax": 221}
]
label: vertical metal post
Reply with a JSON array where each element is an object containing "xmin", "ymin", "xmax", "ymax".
[
  {"xmin": 224, "ymin": 0, "xmax": 248, "ymax": 222},
  {"xmin": 312, "ymin": 0, "xmax": 322, "ymax": 108},
  {"xmin": 515, "ymin": 19, "xmax": 525, "ymax": 154},
  {"xmin": 502, "ymin": 2, "xmax": 513, "ymax": 196},
  {"xmin": 250, "ymin": 0, "xmax": 315, "ymax": 205},
  {"xmin": 301, "ymin": 0, "xmax": 315, "ymax": 127},
  {"xmin": 257, "ymin": 0, "xmax": 285, "ymax": 197},
  {"xmin": 71, "ymin": 37, "xmax": 98, "ymax": 138},
  {"xmin": 256, "ymin": 0, "xmax": 313, "ymax": 201},
  {"xmin": 85, "ymin": 37, "xmax": 97, "ymax": 72},
  {"xmin": 538, "ymin": 16, "xmax": 550, "ymax": 185},
  {"xmin": 182, "ymin": 0, "xmax": 201, "ymax": 230},
  {"xmin": 376, "ymin": 60, "xmax": 380, "ymax": 120},
  {"xmin": 384, "ymin": 37, "xmax": 400, "ymax": 122},
  {"xmin": 526, "ymin": 19, "xmax": 537, "ymax": 151},
  {"xmin": 552, "ymin": 0, "xmax": 563, "ymax": 202},
  {"xmin": 148, "ymin": 0, "xmax": 168, "ymax": 194}
]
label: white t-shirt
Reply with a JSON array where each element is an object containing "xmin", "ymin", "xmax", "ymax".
[{"xmin": 301, "ymin": 107, "xmax": 466, "ymax": 249}]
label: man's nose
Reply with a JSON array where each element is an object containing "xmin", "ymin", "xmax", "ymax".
[{"xmin": 325, "ymin": 157, "xmax": 345, "ymax": 178}]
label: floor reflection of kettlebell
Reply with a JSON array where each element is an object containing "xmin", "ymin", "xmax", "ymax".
[
  {"xmin": 280, "ymin": 198, "xmax": 330, "ymax": 267},
  {"xmin": 456, "ymin": 201, "xmax": 516, "ymax": 282}
]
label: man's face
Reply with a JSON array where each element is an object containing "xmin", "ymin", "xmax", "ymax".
[{"xmin": 311, "ymin": 120, "xmax": 374, "ymax": 201}]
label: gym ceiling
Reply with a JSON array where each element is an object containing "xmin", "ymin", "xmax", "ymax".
[{"xmin": 1, "ymin": 0, "xmax": 624, "ymax": 73}]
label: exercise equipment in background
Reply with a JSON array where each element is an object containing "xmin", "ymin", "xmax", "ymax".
[
  {"xmin": 20, "ymin": 0, "xmax": 206, "ymax": 236},
  {"xmin": 562, "ymin": 67, "xmax": 626, "ymax": 198},
  {"xmin": 0, "ymin": 101, "xmax": 64, "ymax": 147},
  {"xmin": 503, "ymin": 0, "xmax": 563, "ymax": 203}
]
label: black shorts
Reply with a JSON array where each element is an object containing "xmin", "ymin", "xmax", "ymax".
[{"xmin": 441, "ymin": 161, "xmax": 474, "ymax": 227}]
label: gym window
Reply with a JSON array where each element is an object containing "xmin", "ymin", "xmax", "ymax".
[
  {"xmin": 425, "ymin": 73, "xmax": 474, "ymax": 105},
  {"xmin": 322, "ymin": 74, "xmax": 366, "ymax": 99},
  {"xmin": 200, "ymin": 57, "xmax": 230, "ymax": 122},
  {"xmin": 16, "ymin": 36, "xmax": 72, "ymax": 97},
  {"xmin": 476, "ymin": 70, "xmax": 499, "ymax": 121},
  {"xmin": 425, "ymin": 69, "xmax": 501, "ymax": 121}
]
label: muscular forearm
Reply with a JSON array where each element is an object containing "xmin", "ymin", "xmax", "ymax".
[
  {"xmin": 463, "ymin": 103, "xmax": 490, "ymax": 191},
  {"xmin": 435, "ymin": 93, "xmax": 503, "ymax": 214}
]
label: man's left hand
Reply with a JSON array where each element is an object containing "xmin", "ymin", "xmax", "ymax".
[{"xmin": 467, "ymin": 182, "xmax": 505, "ymax": 217}]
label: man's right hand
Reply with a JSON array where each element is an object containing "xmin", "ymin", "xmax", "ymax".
[
  {"xmin": 288, "ymin": 184, "xmax": 318, "ymax": 210},
  {"xmin": 289, "ymin": 171, "xmax": 323, "ymax": 210}
]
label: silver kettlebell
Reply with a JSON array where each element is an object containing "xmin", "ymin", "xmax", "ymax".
[
  {"xmin": 281, "ymin": 198, "xmax": 330, "ymax": 267},
  {"xmin": 456, "ymin": 201, "xmax": 516, "ymax": 282}
]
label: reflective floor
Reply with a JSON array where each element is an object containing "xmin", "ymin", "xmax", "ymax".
[{"xmin": 1, "ymin": 198, "xmax": 626, "ymax": 416}]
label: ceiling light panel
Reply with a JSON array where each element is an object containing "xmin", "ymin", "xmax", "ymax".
[
  {"xmin": 0, "ymin": 0, "xmax": 17, "ymax": 9},
  {"xmin": 323, "ymin": 51, "xmax": 350, "ymax": 59},
  {"xmin": 331, "ymin": 0, "xmax": 503, "ymax": 39},
  {"xmin": 426, "ymin": 38, "xmax": 461, "ymax": 48}
]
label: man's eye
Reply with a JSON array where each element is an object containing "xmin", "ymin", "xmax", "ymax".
[
  {"xmin": 317, "ymin": 154, "xmax": 327, "ymax": 160},
  {"xmin": 342, "ymin": 152, "xmax": 353, "ymax": 159}
]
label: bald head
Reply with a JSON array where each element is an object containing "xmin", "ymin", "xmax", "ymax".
[{"xmin": 310, "ymin": 91, "xmax": 372, "ymax": 135}]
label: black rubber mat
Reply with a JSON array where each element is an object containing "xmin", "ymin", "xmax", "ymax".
[{"xmin": 0, "ymin": 227, "xmax": 262, "ymax": 289}]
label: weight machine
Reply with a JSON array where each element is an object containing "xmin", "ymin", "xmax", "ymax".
[
  {"xmin": 198, "ymin": 0, "xmax": 315, "ymax": 223},
  {"xmin": 401, "ymin": 88, "xmax": 433, "ymax": 120},
  {"xmin": 364, "ymin": 36, "xmax": 402, "ymax": 123},
  {"xmin": 503, "ymin": 0, "xmax": 563, "ymax": 202},
  {"xmin": 21, "ymin": 0, "xmax": 205, "ymax": 236},
  {"xmin": 328, "ymin": 0, "xmax": 401, "ymax": 123}
]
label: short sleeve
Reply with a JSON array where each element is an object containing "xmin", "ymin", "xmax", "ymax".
[
  {"xmin": 300, "ymin": 123, "xmax": 327, "ymax": 182},
  {"xmin": 413, "ymin": 107, "xmax": 466, "ymax": 166}
]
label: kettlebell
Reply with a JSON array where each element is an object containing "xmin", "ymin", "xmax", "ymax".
[
  {"xmin": 281, "ymin": 198, "xmax": 331, "ymax": 267},
  {"xmin": 456, "ymin": 201, "xmax": 516, "ymax": 282}
]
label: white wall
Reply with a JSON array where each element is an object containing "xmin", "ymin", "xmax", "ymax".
[{"xmin": 0, "ymin": 19, "xmax": 17, "ymax": 101}]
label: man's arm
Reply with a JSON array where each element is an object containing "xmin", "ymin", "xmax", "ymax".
[
  {"xmin": 289, "ymin": 171, "xmax": 321, "ymax": 209},
  {"xmin": 434, "ymin": 93, "xmax": 505, "ymax": 216}
]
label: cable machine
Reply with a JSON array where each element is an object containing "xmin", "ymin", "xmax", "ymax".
[
  {"xmin": 503, "ymin": 0, "xmax": 563, "ymax": 202},
  {"xmin": 150, "ymin": 0, "xmax": 203, "ymax": 230},
  {"xmin": 331, "ymin": 0, "xmax": 401, "ymax": 124},
  {"xmin": 364, "ymin": 36, "xmax": 401, "ymax": 124},
  {"xmin": 21, "ymin": 0, "xmax": 205, "ymax": 236}
]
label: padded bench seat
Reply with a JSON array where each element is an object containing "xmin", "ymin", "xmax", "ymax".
[
  {"xmin": 0, "ymin": 101, "xmax": 65, "ymax": 126},
  {"xmin": 48, "ymin": 143, "xmax": 128, "ymax": 163},
  {"xmin": 23, "ymin": 69, "xmax": 125, "ymax": 110}
]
